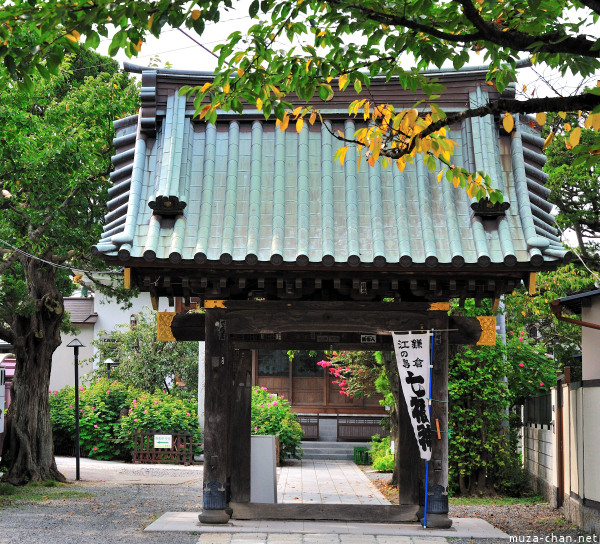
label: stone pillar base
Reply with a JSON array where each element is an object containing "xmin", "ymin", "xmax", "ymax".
[
  {"xmin": 417, "ymin": 512, "xmax": 453, "ymax": 529},
  {"xmin": 198, "ymin": 509, "xmax": 231, "ymax": 524}
]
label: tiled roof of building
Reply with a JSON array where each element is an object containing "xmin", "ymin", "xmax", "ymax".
[{"xmin": 93, "ymin": 68, "xmax": 570, "ymax": 272}]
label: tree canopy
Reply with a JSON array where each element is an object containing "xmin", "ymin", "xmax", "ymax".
[
  {"xmin": 1, "ymin": 0, "xmax": 599, "ymax": 201},
  {"xmin": 0, "ymin": 48, "xmax": 138, "ymax": 484}
]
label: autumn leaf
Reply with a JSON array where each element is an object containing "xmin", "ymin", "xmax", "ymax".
[
  {"xmin": 569, "ymin": 126, "xmax": 581, "ymax": 147},
  {"xmin": 535, "ymin": 112, "xmax": 546, "ymax": 126},
  {"xmin": 191, "ymin": 9, "xmax": 201, "ymax": 20},
  {"xmin": 296, "ymin": 118, "xmax": 304, "ymax": 133},
  {"xmin": 338, "ymin": 73, "xmax": 348, "ymax": 90}
]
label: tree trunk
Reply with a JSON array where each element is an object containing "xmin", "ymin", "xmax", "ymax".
[
  {"xmin": 1, "ymin": 257, "xmax": 66, "ymax": 485},
  {"xmin": 382, "ymin": 354, "xmax": 401, "ymax": 486}
]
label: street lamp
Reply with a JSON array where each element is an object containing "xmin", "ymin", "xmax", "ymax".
[
  {"xmin": 104, "ymin": 358, "xmax": 119, "ymax": 379},
  {"xmin": 67, "ymin": 338, "xmax": 85, "ymax": 481}
]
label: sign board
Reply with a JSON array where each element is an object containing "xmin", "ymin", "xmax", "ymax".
[
  {"xmin": 392, "ymin": 331, "xmax": 433, "ymax": 460},
  {"xmin": 361, "ymin": 334, "xmax": 377, "ymax": 344},
  {"xmin": 153, "ymin": 434, "xmax": 173, "ymax": 449},
  {"xmin": 0, "ymin": 367, "xmax": 5, "ymax": 434}
]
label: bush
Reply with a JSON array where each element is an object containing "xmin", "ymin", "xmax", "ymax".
[
  {"xmin": 373, "ymin": 454, "xmax": 395, "ymax": 472},
  {"xmin": 49, "ymin": 379, "xmax": 201, "ymax": 461},
  {"xmin": 369, "ymin": 434, "xmax": 394, "ymax": 472},
  {"xmin": 251, "ymin": 386, "xmax": 303, "ymax": 463},
  {"xmin": 493, "ymin": 456, "xmax": 532, "ymax": 497},
  {"xmin": 118, "ymin": 390, "xmax": 202, "ymax": 456}
]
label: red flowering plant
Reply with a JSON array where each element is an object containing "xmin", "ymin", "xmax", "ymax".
[{"xmin": 317, "ymin": 351, "xmax": 384, "ymax": 399}]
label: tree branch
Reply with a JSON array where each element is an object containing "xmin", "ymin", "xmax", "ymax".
[
  {"xmin": 0, "ymin": 184, "xmax": 82, "ymax": 276},
  {"xmin": 0, "ymin": 322, "xmax": 15, "ymax": 345},
  {"xmin": 578, "ymin": 0, "xmax": 600, "ymax": 15},
  {"xmin": 456, "ymin": 0, "xmax": 599, "ymax": 58},
  {"xmin": 330, "ymin": 0, "xmax": 483, "ymax": 44}
]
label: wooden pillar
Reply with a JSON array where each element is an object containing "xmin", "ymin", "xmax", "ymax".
[
  {"xmin": 229, "ymin": 349, "xmax": 252, "ymax": 503},
  {"xmin": 422, "ymin": 314, "xmax": 451, "ymax": 528},
  {"xmin": 198, "ymin": 308, "xmax": 231, "ymax": 524}
]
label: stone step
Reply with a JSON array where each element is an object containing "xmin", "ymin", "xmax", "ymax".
[
  {"xmin": 301, "ymin": 441, "xmax": 369, "ymax": 450},
  {"xmin": 301, "ymin": 452, "xmax": 354, "ymax": 461}
]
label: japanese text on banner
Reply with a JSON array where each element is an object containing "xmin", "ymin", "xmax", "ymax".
[{"xmin": 392, "ymin": 331, "xmax": 433, "ymax": 460}]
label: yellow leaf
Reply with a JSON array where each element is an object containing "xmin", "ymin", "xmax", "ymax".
[
  {"xmin": 502, "ymin": 112, "xmax": 514, "ymax": 133},
  {"xmin": 133, "ymin": 39, "xmax": 142, "ymax": 52},
  {"xmin": 191, "ymin": 9, "xmax": 201, "ymax": 20},
  {"xmin": 558, "ymin": 111, "xmax": 567, "ymax": 119},
  {"xmin": 536, "ymin": 112, "xmax": 546, "ymax": 126},
  {"xmin": 237, "ymin": 68, "xmax": 244, "ymax": 78},
  {"xmin": 65, "ymin": 32, "xmax": 79, "ymax": 43},
  {"xmin": 564, "ymin": 123, "xmax": 571, "ymax": 132},
  {"xmin": 317, "ymin": 30, "xmax": 326, "ymax": 37},
  {"xmin": 570, "ymin": 126, "xmax": 581, "ymax": 147},
  {"xmin": 338, "ymin": 146, "xmax": 348, "ymax": 165},
  {"xmin": 280, "ymin": 113, "xmax": 290, "ymax": 131},
  {"xmin": 201, "ymin": 82, "xmax": 211, "ymax": 92},
  {"xmin": 406, "ymin": 108, "xmax": 418, "ymax": 125},
  {"xmin": 326, "ymin": 76, "xmax": 333, "ymax": 83},
  {"xmin": 542, "ymin": 131, "xmax": 555, "ymax": 151},
  {"xmin": 522, "ymin": 84, "xmax": 527, "ymax": 92},
  {"xmin": 223, "ymin": 82, "xmax": 230, "ymax": 94},
  {"xmin": 147, "ymin": 14, "xmax": 154, "ymax": 29},
  {"xmin": 364, "ymin": 101, "xmax": 370, "ymax": 121},
  {"xmin": 198, "ymin": 104, "xmax": 211, "ymax": 119},
  {"xmin": 309, "ymin": 110, "xmax": 317, "ymax": 125},
  {"xmin": 270, "ymin": 85, "xmax": 281, "ymax": 98},
  {"xmin": 338, "ymin": 73, "xmax": 348, "ymax": 90},
  {"xmin": 296, "ymin": 118, "xmax": 304, "ymax": 133},
  {"xmin": 292, "ymin": 106, "xmax": 302, "ymax": 118},
  {"xmin": 396, "ymin": 158, "xmax": 406, "ymax": 172},
  {"xmin": 437, "ymin": 170, "xmax": 444, "ymax": 183},
  {"xmin": 305, "ymin": 59, "xmax": 312, "ymax": 73}
]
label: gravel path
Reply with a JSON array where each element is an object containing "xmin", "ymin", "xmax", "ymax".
[
  {"xmin": 0, "ymin": 462, "xmax": 204, "ymax": 544},
  {"xmin": 0, "ymin": 461, "xmax": 590, "ymax": 544},
  {"xmin": 361, "ymin": 469, "xmax": 587, "ymax": 543}
]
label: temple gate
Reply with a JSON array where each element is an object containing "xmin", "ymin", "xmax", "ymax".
[{"xmin": 93, "ymin": 63, "xmax": 570, "ymax": 528}]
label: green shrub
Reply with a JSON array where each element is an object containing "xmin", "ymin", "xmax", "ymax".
[
  {"xmin": 118, "ymin": 390, "xmax": 202, "ymax": 455},
  {"xmin": 251, "ymin": 386, "xmax": 303, "ymax": 463},
  {"xmin": 372, "ymin": 454, "xmax": 395, "ymax": 472},
  {"xmin": 369, "ymin": 434, "xmax": 394, "ymax": 471},
  {"xmin": 493, "ymin": 456, "xmax": 532, "ymax": 497},
  {"xmin": 49, "ymin": 379, "xmax": 201, "ymax": 461}
]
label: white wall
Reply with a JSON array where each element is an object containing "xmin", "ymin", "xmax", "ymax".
[
  {"xmin": 582, "ymin": 300, "xmax": 600, "ymax": 380},
  {"xmin": 50, "ymin": 325, "xmax": 95, "ymax": 391},
  {"xmin": 93, "ymin": 291, "xmax": 154, "ymax": 336}
]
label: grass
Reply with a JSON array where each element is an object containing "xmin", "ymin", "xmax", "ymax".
[
  {"xmin": 449, "ymin": 494, "xmax": 546, "ymax": 506},
  {"xmin": 0, "ymin": 481, "xmax": 93, "ymax": 509}
]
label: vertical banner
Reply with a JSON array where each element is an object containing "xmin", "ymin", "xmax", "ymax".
[{"xmin": 392, "ymin": 331, "xmax": 433, "ymax": 460}]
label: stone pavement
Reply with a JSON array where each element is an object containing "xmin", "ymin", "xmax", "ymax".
[{"xmin": 277, "ymin": 460, "xmax": 390, "ymax": 505}]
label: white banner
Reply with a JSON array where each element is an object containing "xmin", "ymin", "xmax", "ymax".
[{"xmin": 392, "ymin": 331, "xmax": 433, "ymax": 460}]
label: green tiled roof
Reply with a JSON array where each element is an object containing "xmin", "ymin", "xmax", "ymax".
[{"xmin": 94, "ymin": 69, "xmax": 570, "ymax": 270}]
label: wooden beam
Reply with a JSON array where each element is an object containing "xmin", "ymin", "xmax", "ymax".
[{"xmin": 124, "ymin": 268, "xmax": 131, "ymax": 289}]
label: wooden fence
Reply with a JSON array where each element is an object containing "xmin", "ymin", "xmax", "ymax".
[
  {"xmin": 133, "ymin": 430, "xmax": 195, "ymax": 465},
  {"xmin": 297, "ymin": 415, "xmax": 319, "ymax": 440},
  {"xmin": 337, "ymin": 416, "xmax": 390, "ymax": 442}
]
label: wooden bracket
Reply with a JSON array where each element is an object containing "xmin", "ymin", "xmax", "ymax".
[
  {"xmin": 476, "ymin": 316, "xmax": 496, "ymax": 345},
  {"xmin": 428, "ymin": 302, "xmax": 450, "ymax": 312},
  {"xmin": 205, "ymin": 300, "xmax": 227, "ymax": 309},
  {"xmin": 156, "ymin": 312, "xmax": 176, "ymax": 341},
  {"xmin": 124, "ymin": 268, "xmax": 131, "ymax": 290},
  {"xmin": 528, "ymin": 272, "xmax": 537, "ymax": 296}
]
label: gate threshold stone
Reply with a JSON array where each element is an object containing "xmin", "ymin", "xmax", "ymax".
[
  {"xmin": 230, "ymin": 502, "xmax": 419, "ymax": 522},
  {"xmin": 145, "ymin": 513, "xmax": 509, "ymax": 539}
]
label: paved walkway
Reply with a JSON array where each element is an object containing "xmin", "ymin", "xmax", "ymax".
[{"xmin": 278, "ymin": 460, "xmax": 390, "ymax": 505}]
